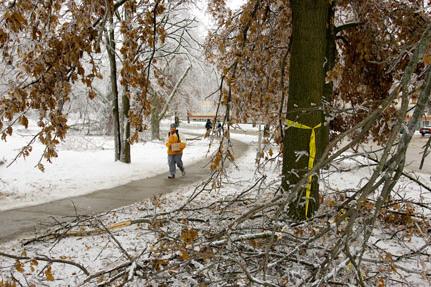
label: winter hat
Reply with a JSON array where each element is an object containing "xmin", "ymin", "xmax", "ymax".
[{"xmin": 170, "ymin": 123, "xmax": 176, "ymax": 129}]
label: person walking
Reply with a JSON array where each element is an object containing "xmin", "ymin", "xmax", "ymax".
[
  {"xmin": 166, "ymin": 124, "xmax": 186, "ymax": 179},
  {"xmin": 205, "ymin": 119, "xmax": 212, "ymax": 138},
  {"xmin": 216, "ymin": 121, "xmax": 223, "ymax": 137}
]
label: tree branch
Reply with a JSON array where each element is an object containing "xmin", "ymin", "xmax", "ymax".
[
  {"xmin": 334, "ymin": 22, "xmax": 361, "ymax": 34},
  {"xmin": 158, "ymin": 65, "xmax": 191, "ymax": 121},
  {"xmin": 0, "ymin": 251, "xmax": 89, "ymax": 275}
]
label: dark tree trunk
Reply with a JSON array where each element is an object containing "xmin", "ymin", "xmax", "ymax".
[
  {"xmin": 282, "ymin": 0, "xmax": 329, "ymax": 220},
  {"xmin": 120, "ymin": 87, "xmax": 131, "ymax": 163},
  {"xmin": 151, "ymin": 93, "xmax": 161, "ymax": 140},
  {"xmin": 321, "ymin": 3, "xmax": 336, "ymax": 161},
  {"xmin": 119, "ymin": 7, "xmax": 132, "ymax": 163},
  {"xmin": 106, "ymin": 8, "xmax": 121, "ymax": 161}
]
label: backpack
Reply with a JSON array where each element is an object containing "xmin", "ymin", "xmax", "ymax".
[{"xmin": 168, "ymin": 130, "xmax": 181, "ymax": 142}]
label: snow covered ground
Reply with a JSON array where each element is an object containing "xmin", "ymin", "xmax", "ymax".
[
  {"xmin": 0, "ymin": 122, "xmax": 430, "ymax": 286},
  {"xmin": 0, "ymin": 134, "xmax": 266, "ymax": 285},
  {"xmin": 0, "ymin": 133, "xmax": 430, "ymax": 286},
  {"xmin": 0, "ymin": 121, "xmax": 212, "ymax": 211}
]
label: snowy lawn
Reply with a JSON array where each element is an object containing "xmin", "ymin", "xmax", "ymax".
[{"xmin": 0, "ymin": 123, "xmax": 212, "ymax": 211}]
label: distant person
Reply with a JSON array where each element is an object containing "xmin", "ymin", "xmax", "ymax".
[
  {"xmin": 263, "ymin": 124, "xmax": 270, "ymax": 138},
  {"xmin": 166, "ymin": 124, "xmax": 186, "ymax": 179},
  {"xmin": 216, "ymin": 121, "xmax": 223, "ymax": 137},
  {"xmin": 205, "ymin": 119, "xmax": 212, "ymax": 138}
]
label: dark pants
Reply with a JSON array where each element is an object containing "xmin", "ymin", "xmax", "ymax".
[{"xmin": 168, "ymin": 154, "xmax": 184, "ymax": 176}]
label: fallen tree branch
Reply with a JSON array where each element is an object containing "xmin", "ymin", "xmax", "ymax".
[
  {"xmin": 0, "ymin": 251, "xmax": 89, "ymax": 275},
  {"xmin": 357, "ymin": 151, "xmax": 431, "ymax": 193}
]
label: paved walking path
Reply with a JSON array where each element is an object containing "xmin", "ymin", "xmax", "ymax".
[{"xmin": 0, "ymin": 139, "xmax": 249, "ymax": 243}]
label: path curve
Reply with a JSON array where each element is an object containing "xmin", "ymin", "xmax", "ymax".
[{"xmin": 0, "ymin": 138, "xmax": 249, "ymax": 243}]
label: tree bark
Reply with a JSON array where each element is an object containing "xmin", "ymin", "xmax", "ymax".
[
  {"xmin": 106, "ymin": 5, "xmax": 121, "ymax": 161},
  {"xmin": 321, "ymin": 3, "xmax": 335, "ymax": 162},
  {"xmin": 119, "ymin": 7, "xmax": 131, "ymax": 163},
  {"xmin": 151, "ymin": 92, "xmax": 161, "ymax": 140},
  {"xmin": 282, "ymin": 0, "xmax": 329, "ymax": 220},
  {"xmin": 120, "ymin": 87, "xmax": 131, "ymax": 163}
]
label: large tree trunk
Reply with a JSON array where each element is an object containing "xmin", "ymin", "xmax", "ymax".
[
  {"xmin": 106, "ymin": 7, "xmax": 121, "ymax": 161},
  {"xmin": 282, "ymin": 0, "xmax": 329, "ymax": 220},
  {"xmin": 321, "ymin": 3, "xmax": 336, "ymax": 162}
]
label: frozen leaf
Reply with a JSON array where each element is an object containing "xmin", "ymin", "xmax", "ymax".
[
  {"xmin": 152, "ymin": 259, "xmax": 168, "ymax": 271},
  {"xmin": 150, "ymin": 219, "xmax": 165, "ymax": 229},
  {"xmin": 30, "ymin": 259, "xmax": 38, "ymax": 272},
  {"xmin": 180, "ymin": 228, "xmax": 198, "ymax": 244},
  {"xmin": 0, "ymin": 280, "xmax": 17, "ymax": 287},
  {"xmin": 211, "ymin": 152, "xmax": 222, "ymax": 171},
  {"xmin": 45, "ymin": 265, "xmax": 54, "ymax": 281},
  {"xmin": 179, "ymin": 249, "xmax": 190, "ymax": 261},
  {"xmin": 198, "ymin": 247, "xmax": 214, "ymax": 261},
  {"xmin": 88, "ymin": 89, "xmax": 96, "ymax": 99},
  {"xmin": 376, "ymin": 277, "xmax": 385, "ymax": 287},
  {"xmin": 19, "ymin": 116, "xmax": 28, "ymax": 129},
  {"xmin": 0, "ymin": 28, "xmax": 7, "ymax": 44},
  {"xmin": 15, "ymin": 260, "xmax": 24, "ymax": 273},
  {"xmin": 37, "ymin": 163, "xmax": 45, "ymax": 172},
  {"xmin": 249, "ymin": 239, "xmax": 261, "ymax": 248},
  {"xmin": 325, "ymin": 198, "xmax": 336, "ymax": 208},
  {"xmin": 227, "ymin": 150, "xmax": 235, "ymax": 161}
]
